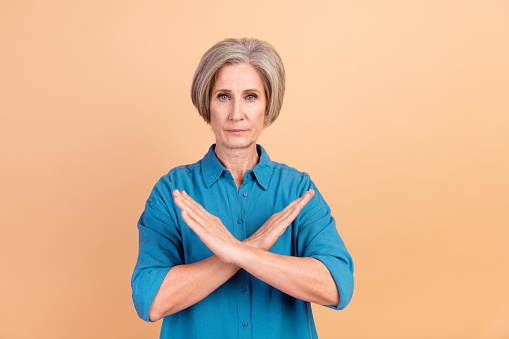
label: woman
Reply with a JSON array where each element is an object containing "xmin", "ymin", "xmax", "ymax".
[{"xmin": 132, "ymin": 38, "xmax": 354, "ymax": 338}]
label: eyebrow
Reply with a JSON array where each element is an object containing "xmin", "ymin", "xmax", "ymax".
[{"xmin": 213, "ymin": 89, "xmax": 262, "ymax": 94}]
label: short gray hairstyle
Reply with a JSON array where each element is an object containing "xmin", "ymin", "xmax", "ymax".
[{"xmin": 191, "ymin": 37, "xmax": 285, "ymax": 127}]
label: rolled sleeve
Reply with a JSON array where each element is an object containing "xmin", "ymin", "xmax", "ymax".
[
  {"xmin": 310, "ymin": 252, "xmax": 354, "ymax": 310},
  {"xmin": 131, "ymin": 189, "xmax": 183, "ymax": 322},
  {"xmin": 296, "ymin": 176, "xmax": 354, "ymax": 310}
]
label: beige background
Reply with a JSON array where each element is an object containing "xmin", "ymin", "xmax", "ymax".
[{"xmin": 1, "ymin": 1, "xmax": 508, "ymax": 338}]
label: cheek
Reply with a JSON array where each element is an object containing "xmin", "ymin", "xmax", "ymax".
[
  {"xmin": 209, "ymin": 112, "xmax": 218, "ymax": 131},
  {"xmin": 257, "ymin": 107, "xmax": 266, "ymax": 127},
  {"xmin": 210, "ymin": 118, "xmax": 221, "ymax": 135},
  {"xmin": 210, "ymin": 102, "xmax": 228, "ymax": 120},
  {"xmin": 209, "ymin": 106, "xmax": 221, "ymax": 125},
  {"xmin": 259, "ymin": 113, "xmax": 266, "ymax": 127}
]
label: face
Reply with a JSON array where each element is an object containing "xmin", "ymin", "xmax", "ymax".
[{"xmin": 209, "ymin": 63, "xmax": 266, "ymax": 152}]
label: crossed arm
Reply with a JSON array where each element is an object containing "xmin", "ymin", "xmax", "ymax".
[{"xmin": 148, "ymin": 189, "xmax": 339, "ymax": 322}]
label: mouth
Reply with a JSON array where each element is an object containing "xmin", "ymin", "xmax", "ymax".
[{"xmin": 226, "ymin": 129, "xmax": 248, "ymax": 134}]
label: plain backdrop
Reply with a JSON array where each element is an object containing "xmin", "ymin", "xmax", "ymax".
[{"xmin": 1, "ymin": 1, "xmax": 508, "ymax": 338}]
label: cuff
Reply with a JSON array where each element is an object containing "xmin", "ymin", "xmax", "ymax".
[
  {"xmin": 310, "ymin": 255, "xmax": 354, "ymax": 310},
  {"xmin": 132, "ymin": 267, "xmax": 172, "ymax": 322}
]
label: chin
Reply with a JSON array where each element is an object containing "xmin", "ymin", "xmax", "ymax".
[{"xmin": 220, "ymin": 138, "xmax": 255, "ymax": 150}]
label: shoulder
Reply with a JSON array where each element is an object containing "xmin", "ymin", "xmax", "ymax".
[
  {"xmin": 266, "ymin": 161, "xmax": 324, "ymax": 209},
  {"xmin": 272, "ymin": 161, "xmax": 309, "ymax": 177},
  {"xmin": 165, "ymin": 161, "xmax": 202, "ymax": 184},
  {"xmin": 270, "ymin": 161, "xmax": 313, "ymax": 189},
  {"xmin": 147, "ymin": 160, "xmax": 202, "ymax": 205},
  {"xmin": 268, "ymin": 159, "xmax": 330, "ymax": 213}
]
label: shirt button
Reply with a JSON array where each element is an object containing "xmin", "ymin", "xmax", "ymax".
[
  {"xmin": 242, "ymin": 322, "xmax": 248, "ymax": 327},
  {"xmin": 243, "ymin": 192, "xmax": 248, "ymax": 197},
  {"xmin": 241, "ymin": 286, "xmax": 247, "ymax": 292},
  {"xmin": 237, "ymin": 219, "xmax": 242, "ymax": 224}
]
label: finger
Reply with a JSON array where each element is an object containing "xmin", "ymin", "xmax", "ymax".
[
  {"xmin": 272, "ymin": 201, "xmax": 304, "ymax": 227},
  {"xmin": 174, "ymin": 190, "xmax": 205, "ymax": 215},
  {"xmin": 273, "ymin": 196, "xmax": 305, "ymax": 223},
  {"xmin": 173, "ymin": 190, "xmax": 204, "ymax": 221},
  {"xmin": 290, "ymin": 190, "xmax": 314, "ymax": 216},
  {"xmin": 290, "ymin": 189, "xmax": 315, "ymax": 217},
  {"xmin": 180, "ymin": 191, "xmax": 215, "ymax": 221},
  {"xmin": 181, "ymin": 210, "xmax": 205, "ymax": 234},
  {"xmin": 280, "ymin": 189, "xmax": 312, "ymax": 216},
  {"xmin": 284, "ymin": 193, "xmax": 307, "ymax": 210},
  {"xmin": 295, "ymin": 189, "xmax": 315, "ymax": 210},
  {"xmin": 282, "ymin": 190, "xmax": 315, "ymax": 224},
  {"xmin": 268, "ymin": 191, "xmax": 309, "ymax": 226},
  {"xmin": 282, "ymin": 188, "xmax": 314, "ymax": 212},
  {"xmin": 179, "ymin": 191, "xmax": 205, "ymax": 211},
  {"xmin": 183, "ymin": 207, "xmax": 233, "ymax": 244},
  {"xmin": 173, "ymin": 190, "xmax": 192, "ymax": 212},
  {"xmin": 176, "ymin": 191, "xmax": 218, "ymax": 227}
]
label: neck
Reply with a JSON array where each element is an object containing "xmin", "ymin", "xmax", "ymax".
[{"xmin": 214, "ymin": 143, "xmax": 260, "ymax": 190}]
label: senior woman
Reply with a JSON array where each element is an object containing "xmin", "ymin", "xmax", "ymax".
[{"xmin": 132, "ymin": 38, "xmax": 354, "ymax": 338}]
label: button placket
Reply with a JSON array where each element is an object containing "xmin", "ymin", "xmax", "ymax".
[{"xmin": 235, "ymin": 182, "xmax": 251, "ymax": 338}]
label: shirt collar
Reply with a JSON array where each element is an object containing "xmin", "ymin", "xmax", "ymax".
[
  {"xmin": 200, "ymin": 144, "xmax": 274, "ymax": 190},
  {"xmin": 251, "ymin": 144, "xmax": 273, "ymax": 190}
]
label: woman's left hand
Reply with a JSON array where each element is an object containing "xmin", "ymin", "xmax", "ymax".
[{"xmin": 173, "ymin": 190, "xmax": 242, "ymax": 264}]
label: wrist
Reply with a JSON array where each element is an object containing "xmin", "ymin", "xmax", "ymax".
[
  {"xmin": 230, "ymin": 241, "xmax": 252, "ymax": 267},
  {"xmin": 242, "ymin": 237, "xmax": 258, "ymax": 248}
]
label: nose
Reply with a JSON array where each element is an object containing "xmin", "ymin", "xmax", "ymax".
[{"xmin": 229, "ymin": 98, "xmax": 244, "ymax": 121}]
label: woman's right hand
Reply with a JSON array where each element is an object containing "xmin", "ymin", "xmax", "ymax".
[{"xmin": 246, "ymin": 189, "xmax": 315, "ymax": 251}]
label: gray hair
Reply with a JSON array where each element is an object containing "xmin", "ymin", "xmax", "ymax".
[{"xmin": 191, "ymin": 37, "xmax": 285, "ymax": 127}]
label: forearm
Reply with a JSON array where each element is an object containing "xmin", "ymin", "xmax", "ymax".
[
  {"xmin": 159, "ymin": 188, "xmax": 338, "ymax": 316},
  {"xmin": 149, "ymin": 254, "xmax": 239, "ymax": 321},
  {"xmin": 233, "ymin": 244, "xmax": 340, "ymax": 307}
]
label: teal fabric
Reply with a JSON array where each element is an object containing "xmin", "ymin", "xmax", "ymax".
[{"xmin": 132, "ymin": 145, "xmax": 354, "ymax": 339}]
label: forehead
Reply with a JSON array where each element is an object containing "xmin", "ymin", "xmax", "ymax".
[{"xmin": 213, "ymin": 63, "xmax": 264, "ymax": 90}]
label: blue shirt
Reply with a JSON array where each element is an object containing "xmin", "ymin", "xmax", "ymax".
[{"xmin": 132, "ymin": 145, "xmax": 354, "ymax": 339}]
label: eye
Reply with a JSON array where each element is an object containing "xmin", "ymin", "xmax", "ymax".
[
  {"xmin": 218, "ymin": 93, "xmax": 229, "ymax": 100},
  {"xmin": 246, "ymin": 94, "xmax": 257, "ymax": 101}
]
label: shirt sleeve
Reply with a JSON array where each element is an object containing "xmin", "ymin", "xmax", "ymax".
[
  {"xmin": 294, "ymin": 174, "xmax": 354, "ymax": 310},
  {"xmin": 131, "ymin": 178, "xmax": 184, "ymax": 322}
]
